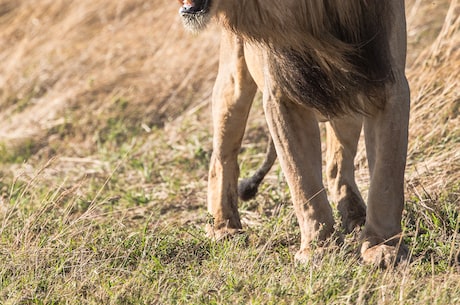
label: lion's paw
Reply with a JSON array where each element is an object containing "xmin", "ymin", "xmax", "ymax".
[
  {"xmin": 343, "ymin": 215, "xmax": 366, "ymax": 234},
  {"xmin": 294, "ymin": 246, "xmax": 332, "ymax": 266},
  {"xmin": 294, "ymin": 248, "xmax": 312, "ymax": 264},
  {"xmin": 338, "ymin": 193, "xmax": 366, "ymax": 234},
  {"xmin": 361, "ymin": 242, "xmax": 408, "ymax": 268},
  {"xmin": 205, "ymin": 224, "xmax": 246, "ymax": 242}
]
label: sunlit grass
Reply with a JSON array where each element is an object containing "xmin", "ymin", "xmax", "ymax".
[{"xmin": 0, "ymin": 124, "xmax": 458, "ymax": 304}]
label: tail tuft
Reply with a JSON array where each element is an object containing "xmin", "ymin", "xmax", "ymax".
[
  {"xmin": 238, "ymin": 177, "xmax": 263, "ymax": 201},
  {"xmin": 237, "ymin": 138, "xmax": 277, "ymax": 201}
]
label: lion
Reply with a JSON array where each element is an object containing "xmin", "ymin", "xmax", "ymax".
[{"xmin": 178, "ymin": 0, "xmax": 410, "ymax": 267}]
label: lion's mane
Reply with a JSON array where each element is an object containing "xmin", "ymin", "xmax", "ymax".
[{"xmin": 217, "ymin": 0, "xmax": 395, "ymax": 116}]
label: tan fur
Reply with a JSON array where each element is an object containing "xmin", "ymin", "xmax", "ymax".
[
  {"xmin": 179, "ymin": 0, "xmax": 410, "ymax": 267},
  {"xmin": 217, "ymin": 0, "xmax": 393, "ymax": 114}
]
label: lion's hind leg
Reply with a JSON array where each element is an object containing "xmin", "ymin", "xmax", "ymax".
[{"xmin": 325, "ymin": 116, "xmax": 366, "ymax": 234}]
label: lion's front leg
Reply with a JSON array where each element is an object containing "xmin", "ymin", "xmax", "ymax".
[
  {"xmin": 263, "ymin": 86, "xmax": 335, "ymax": 261},
  {"xmin": 360, "ymin": 0, "xmax": 411, "ymax": 267},
  {"xmin": 206, "ymin": 30, "xmax": 257, "ymax": 240},
  {"xmin": 361, "ymin": 74, "xmax": 410, "ymax": 267}
]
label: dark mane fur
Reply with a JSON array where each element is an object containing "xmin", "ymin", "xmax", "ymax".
[{"xmin": 217, "ymin": 0, "xmax": 395, "ymax": 116}]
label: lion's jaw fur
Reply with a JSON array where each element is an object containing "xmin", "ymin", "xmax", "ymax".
[
  {"xmin": 180, "ymin": 0, "xmax": 395, "ymax": 117},
  {"xmin": 179, "ymin": 0, "xmax": 214, "ymax": 33}
]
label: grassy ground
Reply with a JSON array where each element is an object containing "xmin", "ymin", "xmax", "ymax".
[{"xmin": 0, "ymin": 0, "xmax": 459, "ymax": 304}]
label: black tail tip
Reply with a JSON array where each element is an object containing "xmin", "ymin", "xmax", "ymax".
[{"xmin": 238, "ymin": 178, "xmax": 260, "ymax": 201}]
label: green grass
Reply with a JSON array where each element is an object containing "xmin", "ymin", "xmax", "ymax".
[{"xmin": 0, "ymin": 123, "xmax": 458, "ymax": 304}]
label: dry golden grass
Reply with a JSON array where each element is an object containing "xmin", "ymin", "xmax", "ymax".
[
  {"xmin": 405, "ymin": 1, "xmax": 460, "ymax": 191},
  {"xmin": 0, "ymin": 0, "xmax": 219, "ymax": 153}
]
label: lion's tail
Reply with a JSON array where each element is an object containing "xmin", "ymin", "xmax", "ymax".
[{"xmin": 238, "ymin": 138, "xmax": 277, "ymax": 201}]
